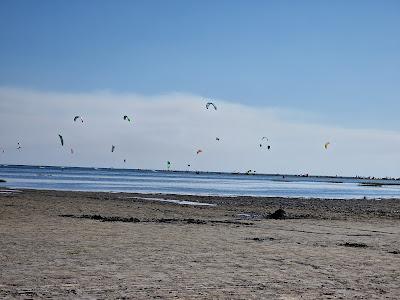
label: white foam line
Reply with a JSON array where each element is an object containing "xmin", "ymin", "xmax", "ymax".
[
  {"xmin": 0, "ymin": 189, "xmax": 22, "ymax": 193},
  {"xmin": 237, "ymin": 213, "xmax": 251, "ymax": 217},
  {"xmin": 124, "ymin": 196, "xmax": 216, "ymax": 207}
]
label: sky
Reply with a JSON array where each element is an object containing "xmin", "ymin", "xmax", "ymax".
[{"xmin": 0, "ymin": 1, "xmax": 399, "ymax": 176}]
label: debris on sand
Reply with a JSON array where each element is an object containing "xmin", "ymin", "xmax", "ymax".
[
  {"xmin": 0, "ymin": 179, "xmax": 6, "ymax": 182},
  {"xmin": 100, "ymin": 216, "xmax": 141, "ymax": 223},
  {"xmin": 269, "ymin": 208, "xmax": 286, "ymax": 220},
  {"xmin": 59, "ymin": 214, "xmax": 254, "ymax": 226},
  {"xmin": 157, "ymin": 218, "xmax": 207, "ymax": 224},
  {"xmin": 338, "ymin": 242, "xmax": 368, "ymax": 248},
  {"xmin": 245, "ymin": 237, "xmax": 275, "ymax": 242},
  {"xmin": 209, "ymin": 219, "xmax": 254, "ymax": 225},
  {"xmin": 388, "ymin": 250, "xmax": 400, "ymax": 254},
  {"xmin": 60, "ymin": 214, "xmax": 140, "ymax": 223},
  {"xmin": 153, "ymin": 218, "xmax": 254, "ymax": 225}
]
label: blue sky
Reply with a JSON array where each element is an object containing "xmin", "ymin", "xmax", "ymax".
[{"xmin": 1, "ymin": 1, "xmax": 399, "ymax": 130}]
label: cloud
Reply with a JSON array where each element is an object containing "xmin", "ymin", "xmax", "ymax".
[{"xmin": 0, "ymin": 87, "xmax": 399, "ymax": 177}]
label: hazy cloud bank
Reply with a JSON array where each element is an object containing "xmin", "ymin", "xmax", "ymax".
[{"xmin": 0, "ymin": 87, "xmax": 399, "ymax": 177}]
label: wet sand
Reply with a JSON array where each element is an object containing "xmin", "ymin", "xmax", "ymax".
[{"xmin": 1, "ymin": 189, "xmax": 399, "ymax": 299}]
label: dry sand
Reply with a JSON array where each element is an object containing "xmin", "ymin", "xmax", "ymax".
[{"xmin": 1, "ymin": 189, "xmax": 399, "ymax": 299}]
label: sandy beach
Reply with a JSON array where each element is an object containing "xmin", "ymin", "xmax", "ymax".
[{"xmin": 0, "ymin": 189, "xmax": 399, "ymax": 299}]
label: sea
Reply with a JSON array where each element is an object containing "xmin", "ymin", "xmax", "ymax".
[{"xmin": 0, "ymin": 165, "xmax": 399, "ymax": 199}]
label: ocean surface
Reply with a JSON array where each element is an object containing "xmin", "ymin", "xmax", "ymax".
[{"xmin": 0, "ymin": 165, "xmax": 399, "ymax": 199}]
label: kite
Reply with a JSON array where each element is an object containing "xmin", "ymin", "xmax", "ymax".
[
  {"xmin": 206, "ymin": 102, "xmax": 217, "ymax": 110},
  {"xmin": 58, "ymin": 134, "xmax": 64, "ymax": 146},
  {"xmin": 260, "ymin": 137, "xmax": 271, "ymax": 150},
  {"xmin": 74, "ymin": 116, "xmax": 83, "ymax": 123}
]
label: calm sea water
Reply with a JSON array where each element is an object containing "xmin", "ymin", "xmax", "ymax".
[{"xmin": 0, "ymin": 165, "xmax": 399, "ymax": 199}]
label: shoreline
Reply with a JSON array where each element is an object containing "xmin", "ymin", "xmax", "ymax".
[
  {"xmin": 1, "ymin": 189, "xmax": 399, "ymax": 298},
  {"xmin": 2, "ymin": 163, "xmax": 400, "ymax": 182},
  {"xmin": 1, "ymin": 185, "xmax": 400, "ymax": 201}
]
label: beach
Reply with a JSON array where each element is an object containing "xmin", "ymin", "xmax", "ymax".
[{"xmin": 1, "ymin": 189, "xmax": 399, "ymax": 299}]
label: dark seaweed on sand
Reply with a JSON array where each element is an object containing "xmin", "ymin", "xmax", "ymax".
[
  {"xmin": 338, "ymin": 242, "xmax": 368, "ymax": 248},
  {"xmin": 60, "ymin": 214, "xmax": 140, "ymax": 223},
  {"xmin": 59, "ymin": 214, "xmax": 254, "ymax": 226},
  {"xmin": 245, "ymin": 237, "xmax": 275, "ymax": 242}
]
